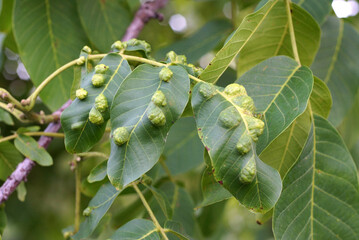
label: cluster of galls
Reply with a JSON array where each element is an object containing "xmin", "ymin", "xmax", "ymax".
[
  {"xmin": 111, "ymin": 39, "xmax": 151, "ymax": 56},
  {"xmin": 199, "ymin": 83, "xmax": 265, "ymax": 183},
  {"xmin": 112, "ymin": 67, "xmax": 173, "ymax": 146},
  {"xmin": 75, "ymin": 63, "xmax": 110, "ymax": 126},
  {"xmin": 165, "ymin": 51, "xmax": 203, "ymax": 77}
]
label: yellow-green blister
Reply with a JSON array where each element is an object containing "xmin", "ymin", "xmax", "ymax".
[
  {"xmin": 159, "ymin": 67, "xmax": 173, "ymax": 82},
  {"xmin": 71, "ymin": 121, "xmax": 85, "ymax": 130},
  {"xmin": 83, "ymin": 207, "xmax": 93, "ymax": 216},
  {"xmin": 239, "ymin": 158, "xmax": 256, "ymax": 183},
  {"xmin": 224, "ymin": 83, "xmax": 247, "ymax": 97},
  {"xmin": 95, "ymin": 64, "xmax": 109, "ymax": 74},
  {"xmin": 112, "ymin": 40, "xmax": 127, "ymax": 50},
  {"xmin": 236, "ymin": 134, "xmax": 252, "ymax": 154},
  {"xmin": 233, "ymin": 95, "xmax": 255, "ymax": 112},
  {"xmin": 113, "ymin": 127, "xmax": 130, "ymax": 146},
  {"xmin": 199, "ymin": 83, "xmax": 216, "ymax": 99},
  {"xmin": 76, "ymin": 88, "xmax": 88, "ymax": 100},
  {"xmin": 148, "ymin": 106, "xmax": 166, "ymax": 126},
  {"xmin": 151, "ymin": 90, "xmax": 167, "ymax": 106},
  {"xmin": 244, "ymin": 115, "xmax": 265, "ymax": 142},
  {"xmin": 219, "ymin": 106, "xmax": 241, "ymax": 128},
  {"xmin": 92, "ymin": 74, "xmax": 106, "ymax": 87},
  {"xmin": 95, "ymin": 94, "xmax": 108, "ymax": 112},
  {"xmin": 89, "ymin": 107, "xmax": 104, "ymax": 125}
]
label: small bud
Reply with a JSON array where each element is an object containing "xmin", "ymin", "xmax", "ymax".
[
  {"xmin": 219, "ymin": 106, "xmax": 241, "ymax": 128},
  {"xmin": 92, "ymin": 74, "xmax": 106, "ymax": 87},
  {"xmin": 224, "ymin": 83, "xmax": 247, "ymax": 97},
  {"xmin": 82, "ymin": 45, "xmax": 92, "ymax": 54},
  {"xmin": 233, "ymin": 95, "xmax": 255, "ymax": 112},
  {"xmin": 113, "ymin": 127, "xmax": 130, "ymax": 146},
  {"xmin": 76, "ymin": 56, "xmax": 86, "ymax": 65},
  {"xmin": 151, "ymin": 90, "xmax": 167, "ymax": 106},
  {"xmin": 89, "ymin": 107, "xmax": 104, "ymax": 125},
  {"xmin": 199, "ymin": 83, "xmax": 216, "ymax": 99},
  {"xmin": 148, "ymin": 106, "xmax": 166, "ymax": 126},
  {"xmin": 166, "ymin": 51, "xmax": 177, "ymax": 62},
  {"xmin": 159, "ymin": 67, "xmax": 173, "ymax": 82},
  {"xmin": 95, "ymin": 94, "xmax": 108, "ymax": 112},
  {"xmin": 71, "ymin": 121, "xmax": 85, "ymax": 130},
  {"xmin": 95, "ymin": 64, "xmax": 109, "ymax": 74},
  {"xmin": 239, "ymin": 158, "xmax": 256, "ymax": 183},
  {"xmin": 111, "ymin": 40, "xmax": 127, "ymax": 50},
  {"xmin": 236, "ymin": 134, "xmax": 251, "ymax": 155},
  {"xmin": 76, "ymin": 88, "xmax": 88, "ymax": 100},
  {"xmin": 83, "ymin": 207, "xmax": 93, "ymax": 216}
]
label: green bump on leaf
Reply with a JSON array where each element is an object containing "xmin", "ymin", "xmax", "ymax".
[
  {"xmin": 91, "ymin": 74, "xmax": 105, "ymax": 87},
  {"xmin": 239, "ymin": 158, "xmax": 256, "ymax": 183},
  {"xmin": 244, "ymin": 115, "xmax": 265, "ymax": 142},
  {"xmin": 95, "ymin": 94, "xmax": 108, "ymax": 112},
  {"xmin": 236, "ymin": 134, "xmax": 251, "ymax": 155},
  {"xmin": 151, "ymin": 90, "xmax": 167, "ymax": 107},
  {"xmin": 75, "ymin": 88, "xmax": 88, "ymax": 100},
  {"xmin": 224, "ymin": 83, "xmax": 247, "ymax": 97},
  {"xmin": 113, "ymin": 127, "xmax": 130, "ymax": 146},
  {"xmin": 71, "ymin": 121, "xmax": 85, "ymax": 130},
  {"xmin": 233, "ymin": 95, "xmax": 255, "ymax": 112},
  {"xmin": 82, "ymin": 207, "xmax": 93, "ymax": 216},
  {"xmin": 147, "ymin": 106, "xmax": 166, "ymax": 127},
  {"xmin": 94, "ymin": 64, "xmax": 109, "ymax": 74},
  {"xmin": 89, "ymin": 107, "xmax": 104, "ymax": 125},
  {"xmin": 159, "ymin": 67, "xmax": 173, "ymax": 82},
  {"xmin": 219, "ymin": 106, "xmax": 241, "ymax": 128},
  {"xmin": 111, "ymin": 40, "xmax": 127, "ymax": 51},
  {"xmin": 126, "ymin": 38, "xmax": 151, "ymax": 53},
  {"xmin": 199, "ymin": 83, "xmax": 216, "ymax": 99}
]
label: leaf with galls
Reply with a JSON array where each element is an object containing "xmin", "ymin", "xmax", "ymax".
[
  {"xmin": 95, "ymin": 94, "xmax": 108, "ymax": 112},
  {"xmin": 224, "ymin": 83, "xmax": 247, "ymax": 97},
  {"xmin": 89, "ymin": 107, "xmax": 104, "ymax": 125},
  {"xmin": 199, "ymin": 83, "xmax": 216, "ymax": 99},
  {"xmin": 219, "ymin": 106, "xmax": 241, "ymax": 128},
  {"xmin": 151, "ymin": 90, "xmax": 167, "ymax": 107},
  {"xmin": 113, "ymin": 127, "xmax": 130, "ymax": 145},
  {"xmin": 159, "ymin": 67, "xmax": 173, "ymax": 82},
  {"xmin": 76, "ymin": 88, "xmax": 88, "ymax": 100},
  {"xmin": 91, "ymin": 74, "xmax": 105, "ymax": 87},
  {"xmin": 148, "ymin": 106, "xmax": 166, "ymax": 127},
  {"xmin": 239, "ymin": 157, "xmax": 256, "ymax": 183},
  {"xmin": 95, "ymin": 64, "xmax": 109, "ymax": 74}
]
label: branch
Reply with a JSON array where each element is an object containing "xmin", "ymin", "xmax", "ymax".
[
  {"xmin": 122, "ymin": 0, "xmax": 168, "ymax": 41},
  {"xmin": 0, "ymin": 0, "xmax": 168, "ymax": 205}
]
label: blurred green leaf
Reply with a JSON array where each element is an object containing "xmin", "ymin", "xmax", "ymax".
[
  {"xmin": 87, "ymin": 160, "xmax": 107, "ymax": 183},
  {"xmin": 237, "ymin": 2, "xmax": 320, "ymax": 77},
  {"xmin": 309, "ymin": 77, "xmax": 332, "ymax": 118},
  {"xmin": 109, "ymin": 219, "xmax": 160, "ymax": 240},
  {"xmin": 81, "ymin": 178, "xmax": 108, "ymax": 198},
  {"xmin": 162, "ymin": 117, "xmax": 204, "ymax": 176},
  {"xmin": 311, "ymin": 16, "xmax": 359, "ymax": 126},
  {"xmin": 16, "ymin": 126, "xmax": 41, "ymax": 133},
  {"xmin": 145, "ymin": 184, "xmax": 173, "ymax": 219},
  {"xmin": 0, "ymin": 109, "xmax": 13, "ymax": 126},
  {"xmin": 76, "ymin": 0, "xmax": 132, "ymax": 52},
  {"xmin": 14, "ymin": 134, "xmax": 52, "ymax": 166},
  {"xmin": 0, "ymin": 205, "xmax": 6, "ymax": 236},
  {"xmin": 164, "ymin": 220, "xmax": 190, "ymax": 240},
  {"xmin": 273, "ymin": 115, "xmax": 359, "ymax": 239},
  {"xmin": 0, "ymin": 141, "xmax": 22, "ymax": 180},
  {"xmin": 74, "ymin": 183, "xmax": 121, "ymax": 240},
  {"xmin": 0, "ymin": 0, "xmax": 13, "ymax": 33},
  {"xmin": 13, "ymin": 0, "xmax": 89, "ymax": 110},
  {"xmin": 108, "ymin": 65, "xmax": 190, "ymax": 189},
  {"xmin": 61, "ymin": 54, "xmax": 131, "ymax": 153},
  {"xmin": 155, "ymin": 19, "xmax": 232, "ymax": 63}
]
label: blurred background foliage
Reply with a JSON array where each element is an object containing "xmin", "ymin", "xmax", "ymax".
[{"xmin": 0, "ymin": 0, "xmax": 358, "ymax": 239}]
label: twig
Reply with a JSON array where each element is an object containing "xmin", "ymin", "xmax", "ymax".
[
  {"xmin": 0, "ymin": 0, "xmax": 169, "ymax": 205},
  {"xmin": 0, "ymin": 132, "xmax": 64, "ymax": 144},
  {"xmin": 122, "ymin": 0, "xmax": 168, "ymax": 41},
  {"xmin": 285, "ymin": 0, "xmax": 300, "ymax": 65},
  {"xmin": 132, "ymin": 183, "xmax": 169, "ymax": 240}
]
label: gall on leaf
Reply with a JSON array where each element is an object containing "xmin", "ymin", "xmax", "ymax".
[
  {"xmin": 113, "ymin": 127, "xmax": 130, "ymax": 146},
  {"xmin": 147, "ymin": 106, "xmax": 166, "ymax": 127},
  {"xmin": 159, "ymin": 67, "xmax": 173, "ymax": 82},
  {"xmin": 89, "ymin": 107, "xmax": 104, "ymax": 125}
]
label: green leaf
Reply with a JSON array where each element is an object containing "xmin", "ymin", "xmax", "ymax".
[
  {"xmin": 13, "ymin": 0, "xmax": 88, "ymax": 110},
  {"xmin": 191, "ymin": 82, "xmax": 282, "ymax": 213},
  {"xmin": 311, "ymin": 16, "xmax": 359, "ymax": 126},
  {"xmin": 61, "ymin": 53, "xmax": 131, "ymax": 153},
  {"xmin": 109, "ymin": 219, "xmax": 160, "ymax": 240},
  {"xmin": 87, "ymin": 160, "xmax": 107, "ymax": 183},
  {"xmin": 0, "ymin": 205, "xmax": 6, "ymax": 236},
  {"xmin": 108, "ymin": 65, "xmax": 190, "ymax": 189},
  {"xmin": 73, "ymin": 183, "xmax": 121, "ymax": 240},
  {"xmin": 259, "ymin": 108, "xmax": 311, "ymax": 178},
  {"xmin": 309, "ymin": 76, "xmax": 332, "ymax": 118},
  {"xmin": 0, "ymin": 109, "xmax": 13, "ymax": 125},
  {"xmin": 273, "ymin": 115, "xmax": 359, "ymax": 240},
  {"xmin": 76, "ymin": 0, "xmax": 132, "ymax": 52},
  {"xmin": 199, "ymin": 0, "xmax": 319, "ymax": 83},
  {"xmin": 198, "ymin": 151, "xmax": 231, "ymax": 208},
  {"xmin": 14, "ymin": 134, "xmax": 53, "ymax": 166},
  {"xmin": 0, "ymin": 0, "xmax": 13, "ymax": 33},
  {"xmin": 145, "ymin": 184, "xmax": 173, "ymax": 219},
  {"xmin": 256, "ymin": 0, "xmax": 332, "ymax": 25},
  {"xmin": 164, "ymin": 220, "xmax": 190, "ymax": 240},
  {"xmin": 162, "ymin": 117, "xmax": 204, "ymax": 176},
  {"xmin": 237, "ymin": 2, "xmax": 320, "ymax": 77},
  {"xmin": 0, "ymin": 141, "xmax": 22, "ymax": 180},
  {"xmin": 237, "ymin": 56, "xmax": 314, "ymax": 153},
  {"xmin": 16, "ymin": 126, "xmax": 41, "ymax": 133},
  {"xmin": 155, "ymin": 19, "xmax": 232, "ymax": 63}
]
